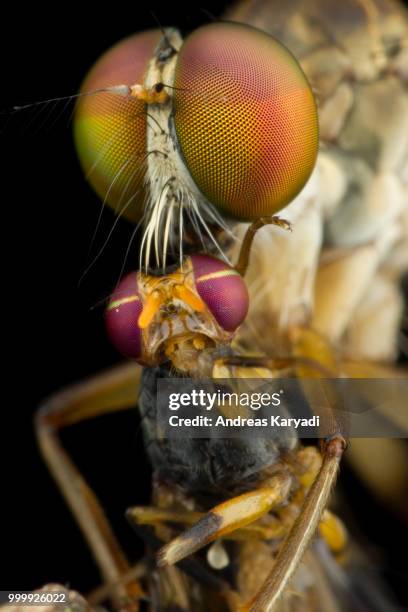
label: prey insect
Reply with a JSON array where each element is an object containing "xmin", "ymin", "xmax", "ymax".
[
  {"xmin": 23, "ymin": 0, "xmax": 408, "ymax": 611},
  {"xmin": 37, "ymin": 224, "xmax": 347, "ymax": 612}
]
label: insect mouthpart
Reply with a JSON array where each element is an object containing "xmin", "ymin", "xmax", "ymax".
[{"xmin": 105, "ymin": 255, "xmax": 249, "ymax": 372}]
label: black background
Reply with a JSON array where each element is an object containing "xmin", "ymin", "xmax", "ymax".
[{"xmin": 1, "ymin": 0, "xmax": 408, "ymax": 605}]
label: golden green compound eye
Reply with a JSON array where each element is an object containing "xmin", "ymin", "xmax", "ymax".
[
  {"xmin": 173, "ymin": 23, "xmax": 319, "ymax": 220},
  {"xmin": 74, "ymin": 30, "xmax": 161, "ymax": 222}
]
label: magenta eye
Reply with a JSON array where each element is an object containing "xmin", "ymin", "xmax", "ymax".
[
  {"xmin": 74, "ymin": 30, "xmax": 161, "ymax": 222},
  {"xmin": 173, "ymin": 22, "xmax": 318, "ymax": 220},
  {"xmin": 190, "ymin": 254, "xmax": 249, "ymax": 332},
  {"xmin": 105, "ymin": 256, "xmax": 248, "ymax": 365},
  {"xmin": 105, "ymin": 273, "xmax": 144, "ymax": 361}
]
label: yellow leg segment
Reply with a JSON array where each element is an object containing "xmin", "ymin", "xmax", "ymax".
[{"xmin": 156, "ymin": 473, "xmax": 292, "ymax": 567}]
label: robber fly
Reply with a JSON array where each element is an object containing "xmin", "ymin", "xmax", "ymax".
[{"xmin": 27, "ymin": 1, "xmax": 408, "ymax": 611}]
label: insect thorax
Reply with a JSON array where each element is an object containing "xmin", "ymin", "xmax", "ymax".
[{"xmin": 138, "ymin": 364, "xmax": 297, "ymax": 496}]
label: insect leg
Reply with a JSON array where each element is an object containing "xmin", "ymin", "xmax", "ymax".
[
  {"xmin": 245, "ymin": 436, "xmax": 346, "ymax": 612},
  {"xmin": 127, "ymin": 506, "xmax": 285, "ymax": 541},
  {"xmin": 155, "ymin": 473, "xmax": 292, "ymax": 567},
  {"xmin": 128, "ymin": 464, "xmax": 346, "ymax": 556},
  {"xmin": 35, "ymin": 362, "xmax": 142, "ymax": 608},
  {"xmin": 214, "ymin": 354, "xmax": 333, "ymax": 378},
  {"xmin": 235, "ymin": 215, "xmax": 292, "ymax": 277},
  {"xmin": 216, "ymin": 334, "xmax": 348, "ymax": 610}
]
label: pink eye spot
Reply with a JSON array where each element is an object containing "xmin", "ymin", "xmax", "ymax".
[
  {"xmin": 190, "ymin": 254, "xmax": 249, "ymax": 332},
  {"xmin": 105, "ymin": 273, "xmax": 144, "ymax": 361}
]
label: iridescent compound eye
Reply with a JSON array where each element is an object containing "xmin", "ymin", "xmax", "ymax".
[
  {"xmin": 74, "ymin": 30, "xmax": 161, "ymax": 222},
  {"xmin": 190, "ymin": 254, "xmax": 249, "ymax": 332},
  {"xmin": 105, "ymin": 273, "xmax": 143, "ymax": 360},
  {"xmin": 75, "ymin": 22, "xmax": 317, "ymax": 249},
  {"xmin": 173, "ymin": 22, "xmax": 318, "ymax": 220}
]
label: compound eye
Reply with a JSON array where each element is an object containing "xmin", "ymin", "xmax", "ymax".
[
  {"xmin": 173, "ymin": 23, "xmax": 318, "ymax": 220},
  {"xmin": 190, "ymin": 254, "xmax": 249, "ymax": 332},
  {"xmin": 74, "ymin": 30, "xmax": 161, "ymax": 222},
  {"xmin": 105, "ymin": 272, "xmax": 144, "ymax": 362}
]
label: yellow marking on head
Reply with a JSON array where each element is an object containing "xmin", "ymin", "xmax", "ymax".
[
  {"xmin": 130, "ymin": 83, "xmax": 169, "ymax": 104},
  {"xmin": 174, "ymin": 285, "xmax": 205, "ymax": 312},
  {"xmin": 107, "ymin": 295, "xmax": 139, "ymax": 310},
  {"xmin": 138, "ymin": 291, "xmax": 163, "ymax": 329},
  {"xmin": 196, "ymin": 269, "xmax": 240, "ymax": 283}
]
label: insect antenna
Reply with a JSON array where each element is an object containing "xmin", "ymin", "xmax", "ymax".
[
  {"xmin": 3, "ymin": 84, "xmax": 137, "ymax": 137},
  {"xmin": 1, "ymin": 97, "xmax": 58, "ymax": 137},
  {"xmin": 22, "ymin": 99, "xmax": 62, "ymax": 136},
  {"xmin": 46, "ymin": 96, "xmax": 76, "ymax": 132},
  {"xmin": 11, "ymin": 86, "xmax": 131, "ymax": 113}
]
